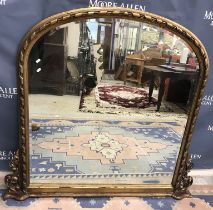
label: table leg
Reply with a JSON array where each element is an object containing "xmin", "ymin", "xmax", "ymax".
[
  {"xmin": 137, "ymin": 63, "xmax": 143, "ymax": 87},
  {"xmin": 149, "ymin": 72, "xmax": 155, "ymax": 103},
  {"xmin": 157, "ymin": 76, "xmax": 166, "ymax": 111},
  {"xmin": 124, "ymin": 64, "xmax": 127, "ymax": 85}
]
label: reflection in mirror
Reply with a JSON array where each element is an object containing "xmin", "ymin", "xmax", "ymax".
[{"xmin": 28, "ymin": 18, "xmax": 199, "ymax": 185}]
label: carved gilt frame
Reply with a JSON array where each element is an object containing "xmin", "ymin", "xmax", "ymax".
[{"xmin": 3, "ymin": 7, "xmax": 209, "ymax": 200}]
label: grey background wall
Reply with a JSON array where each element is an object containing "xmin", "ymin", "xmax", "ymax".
[{"xmin": 0, "ymin": 0, "xmax": 212, "ymax": 170}]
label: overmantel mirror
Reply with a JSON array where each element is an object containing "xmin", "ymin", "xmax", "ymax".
[{"xmin": 3, "ymin": 7, "xmax": 209, "ymax": 200}]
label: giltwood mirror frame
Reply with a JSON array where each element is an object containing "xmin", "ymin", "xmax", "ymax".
[{"xmin": 3, "ymin": 7, "xmax": 209, "ymax": 200}]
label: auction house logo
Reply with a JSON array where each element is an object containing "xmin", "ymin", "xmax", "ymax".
[
  {"xmin": 0, "ymin": 0, "xmax": 6, "ymax": 6},
  {"xmin": 190, "ymin": 154, "xmax": 202, "ymax": 160},
  {"xmin": 0, "ymin": 86, "xmax": 17, "ymax": 99},
  {"xmin": 201, "ymin": 95, "xmax": 213, "ymax": 106},
  {"xmin": 208, "ymin": 125, "xmax": 213, "ymax": 131},
  {"xmin": 204, "ymin": 11, "xmax": 213, "ymax": 26},
  {"xmin": 89, "ymin": 0, "xmax": 146, "ymax": 11},
  {"xmin": 0, "ymin": 150, "xmax": 15, "ymax": 161}
]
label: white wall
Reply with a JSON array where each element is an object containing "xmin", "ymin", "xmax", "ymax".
[{"xmin": 67, "ymin": 22, "xmax": 80, "ymax": 57}]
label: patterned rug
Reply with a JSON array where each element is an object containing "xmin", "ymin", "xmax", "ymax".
[
  {"xmin": 0, "ymin": 189, "xmax": 213, "ymax": 210},
  {"xmin": 79, "ymin": 84, "xmax": 187, "ymax": 117},
  {"xmin": 96, "ymin": 84, "xmax": 157, "ymax": 108},
  {"xmin": 30, "ymin": 118, "xmax": 184, "ymax": 184}
]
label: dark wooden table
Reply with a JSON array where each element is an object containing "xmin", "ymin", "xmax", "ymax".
[{"xmin": 144, "ymin": 65, "xmax": 199, "ymax": 111}]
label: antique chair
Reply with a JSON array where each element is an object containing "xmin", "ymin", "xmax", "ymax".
[{"xmin": 123, "ymin": 48, "xmax": 166, "ymax": 86}]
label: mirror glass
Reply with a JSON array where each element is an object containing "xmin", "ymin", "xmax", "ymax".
[{"xmin": 28, "ymin": 18, "xmax": 199, "ymax": 185}]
